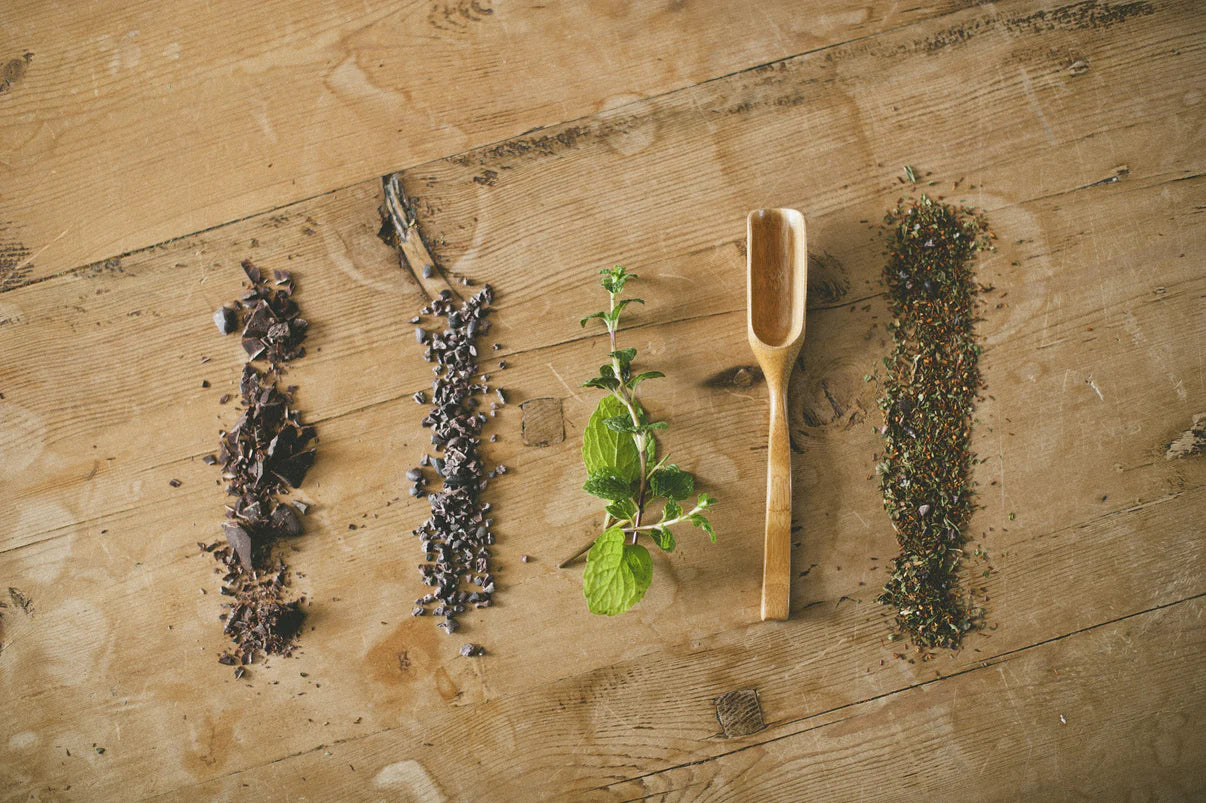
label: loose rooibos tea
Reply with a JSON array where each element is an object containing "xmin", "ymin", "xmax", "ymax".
[{"xmin": 875, "ymin": 192, "xmax": 994, "ymax": 652}]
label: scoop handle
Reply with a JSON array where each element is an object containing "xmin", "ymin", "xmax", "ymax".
[{"xmin": 761, "ymin": 380, "xmax": 792, "ymax": 621}]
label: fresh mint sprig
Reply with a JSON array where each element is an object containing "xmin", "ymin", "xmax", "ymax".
[{"xmin": 575, "ymin": 266, "xmax": 716, "ymax": 615}]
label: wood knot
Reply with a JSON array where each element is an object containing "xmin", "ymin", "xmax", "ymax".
[
  {"xmin": 714, "ymin": 688, "xmax": 765, "ymax": 738},
  {"xmin": 703, "ymin": 365, "xmax": 763, "ymax": 390},
  {"xmin": 520, "ymin": 398, "xmax": 565, "ymax": 446}
]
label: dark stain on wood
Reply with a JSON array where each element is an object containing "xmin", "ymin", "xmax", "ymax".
[
  {"xmin": 0, "ymin": 53, "xmax": 32, "ymax": 94},
  {"xmin": 0, "ymin": 229, "xmax": 33, "ymax": 292},
  {"xmin": 428, "ymin": 0, "xmax": 494, "ymax": 32},
  {"xmin": 447, "ymin": 126, "xmax": 591, "ymax": 168},
  {"xmin": 86, "ymin": 257, "xmax": 124, "ymax": 278},
  {"xmin": 703, "ymin": 365, "xmax": 764, "ymax": 390},
  {"xmin": 8, "ymin": 587, "xmax": 33, "ymax": 616},
  {"xmin": 472, "ymin": 169, "xmax": 499, "ymax": 186},
  {"xmin": 807, "ymin": 251, "xmax": 850, "ymax": 308},
  {"xmin": 520, "ymin": 397, "xmax": 565, "ymax": 446},
  {"xmin": 714, "ymin": 688, "xmax": 766, "ymax": 738},
  {"xmin": 908, "ymin": 1, "xmax": 1155, "ymax": 56}
]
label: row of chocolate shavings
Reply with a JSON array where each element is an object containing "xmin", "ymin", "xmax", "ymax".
[
  {"xmin": 409, "ymin": 285, "xmax": 506, "ymax": 643},
  {"xmin": 207, "ymin": 260, "xmax": 315, "ymax": 675}
]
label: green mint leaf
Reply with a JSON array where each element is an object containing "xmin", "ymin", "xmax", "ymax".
[
  {"xmin": 610, "ymin": 348, "xmax": 637, "ymax": 367},
  {"xmin": 650, "ymin": 527, "xmax": 676, "ymax": 552},
  {"xmin": 610, "ymin": 298, "xmax": 644, "ymax": 322},
  {"xmin": 605, "ymin": 498, "xmax": 638, "ymax": 522},
  {"xmin": 580, "ymin": 311, "xmax": 606, "ymax": 328},
  {"xmin": 642, "ymin": 421, "xmax": 668, "ymax": 432},
  {"xmin": 599, "ymin": 266, "xmax": 636, "ymax": 294},
  {"xmin": 583, "ymin": 528, "xmax": 653, "ymax": 615},
  {"xmin": 584, "ymin": 470, "xmax": 634, "ymax": 501},
  {"xmin": 583, "ymin": 395, "xmax": 642, "ymax": 484},
  {"xmin": 599, "ymin": 364, "xmax": 615, "ymax": 379},
  {"xmin": 649, "ymin": 465, "xmax": 694, "ymax": 501},
  {"xmin": 582, "ymin": 376, "xmax": 620, "ymax": 390},
  {"xmin": 696, "ymin": 492, "xmax": 716, "ymax": 508},
  {"xmin": 690, "ymin": 512, "xmax": 716, "ymax": 542},
  {"xmin": 630, "ymin": 370, "xmax": 664, "ymax": 388},
  {"xmin": 604, "ymin": 415, "xmax": 637, "ymax": 434},
  {"xmin": 663, "ymin": 499, "xmax": 682, "ymax": 520}
]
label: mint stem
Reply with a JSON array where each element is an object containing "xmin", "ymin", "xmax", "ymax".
[{"xmin": 604, "ymin": 285, "xmax": 649, "ymax": 546}]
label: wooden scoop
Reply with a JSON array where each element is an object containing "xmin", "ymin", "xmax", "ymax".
[{"xmin": 746, "ymin": 209, "xmax": 807, "ymax": 621}]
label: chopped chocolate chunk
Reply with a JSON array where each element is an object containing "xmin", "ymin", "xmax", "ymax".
[
  {"xmin": 169, "ymin": 479, "xmax": 182, "ymax": 488},
  {"xmin": 205, "ymin": 261, "xmax": 317, "ymax": 674},
  {"xmin": 223, "ymin": 523, "xmax": 254, "ymax": 569},
  {"xmin": 270, "ymin": 503, "xmax": 303, "ymax": 537},
  {"xmin": 270, "ymin": 449, "xmax": 316, "ymax": 489},
  {"xmin": 214, "ymin": 305, "xmax": 239, "ymax": 335}
]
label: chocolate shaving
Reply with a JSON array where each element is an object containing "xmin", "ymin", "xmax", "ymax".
[
  {"xmin": 223, "ymin": 522, "xmax": 254, "ymax": 569},
  {"xmin": 206, "ymin": 259, "xmax": 317, "ymax": 672}
]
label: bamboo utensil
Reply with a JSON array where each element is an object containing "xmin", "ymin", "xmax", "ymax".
[{"xmin": 746, "ymin": 208, "xmax": 807, "ymax": 621}]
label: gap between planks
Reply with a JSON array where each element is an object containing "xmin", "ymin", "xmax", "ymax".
[
  {"xmin": 0, "ymin": 0, "xmax": 1101, "ymax": 297},
  {"xmin": 147, "ymin": 587, "xmax": 1206, "ymax": 801},
  {"xmin": 601, "ymin": 591, "xmax": 1206, "ymax": 797}
]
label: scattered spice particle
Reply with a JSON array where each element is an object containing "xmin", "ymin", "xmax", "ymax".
[{"xmin": 875, "ymin": 190, "xmax": 995, "ymax": 653}]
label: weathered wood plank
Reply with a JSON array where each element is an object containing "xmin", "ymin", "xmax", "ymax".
[
  {"xmin": 2, "ymin": 0, "xmax": 1203, "ymax": 798},
  {"xmin": 4, "ymin": 150, "xmax": 1201, "ymax": 584},
  {"xmin": 0, "ymin": 0, "xmax": 958, "ymax": 285},
  {"xmin": 131, "ymin": 550, "xmax": 1206, "ymax": 801},
  {"xmin": 403, "ymin": 0, "xmax": 1203, "ymax": 341},
  {"xmin": 4, "ymin": 0, "xmax": 1201, "ymax": 552},
  {"xmin": 600, "ymin": 596, "xmax": 1206, "ymax": 801},
  {"xmin": 1, "ymin": 173, "xmax": 1201, "ymax": 795}
]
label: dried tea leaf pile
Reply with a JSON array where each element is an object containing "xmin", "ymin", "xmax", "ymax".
[
  {"xmin": 876, "ymin": 193, "xmax": 993, "ymax": 651},
  {"xmin": 207, "ymin": 260, "xmax": 316, "ymax": 673}
]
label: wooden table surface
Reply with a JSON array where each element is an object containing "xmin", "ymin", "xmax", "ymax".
[{"xmin": 2, "ymin": 1, "xmax": 1203, "ymax": 799}]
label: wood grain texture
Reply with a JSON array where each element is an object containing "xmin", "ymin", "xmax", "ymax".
[
  {"xmin": 0, "ymin": 0, "xmax": 959, "ymax": 285},
  {"xmin": 2, "ymin": 0, "xmax": 1204, "ymax": 798}
]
